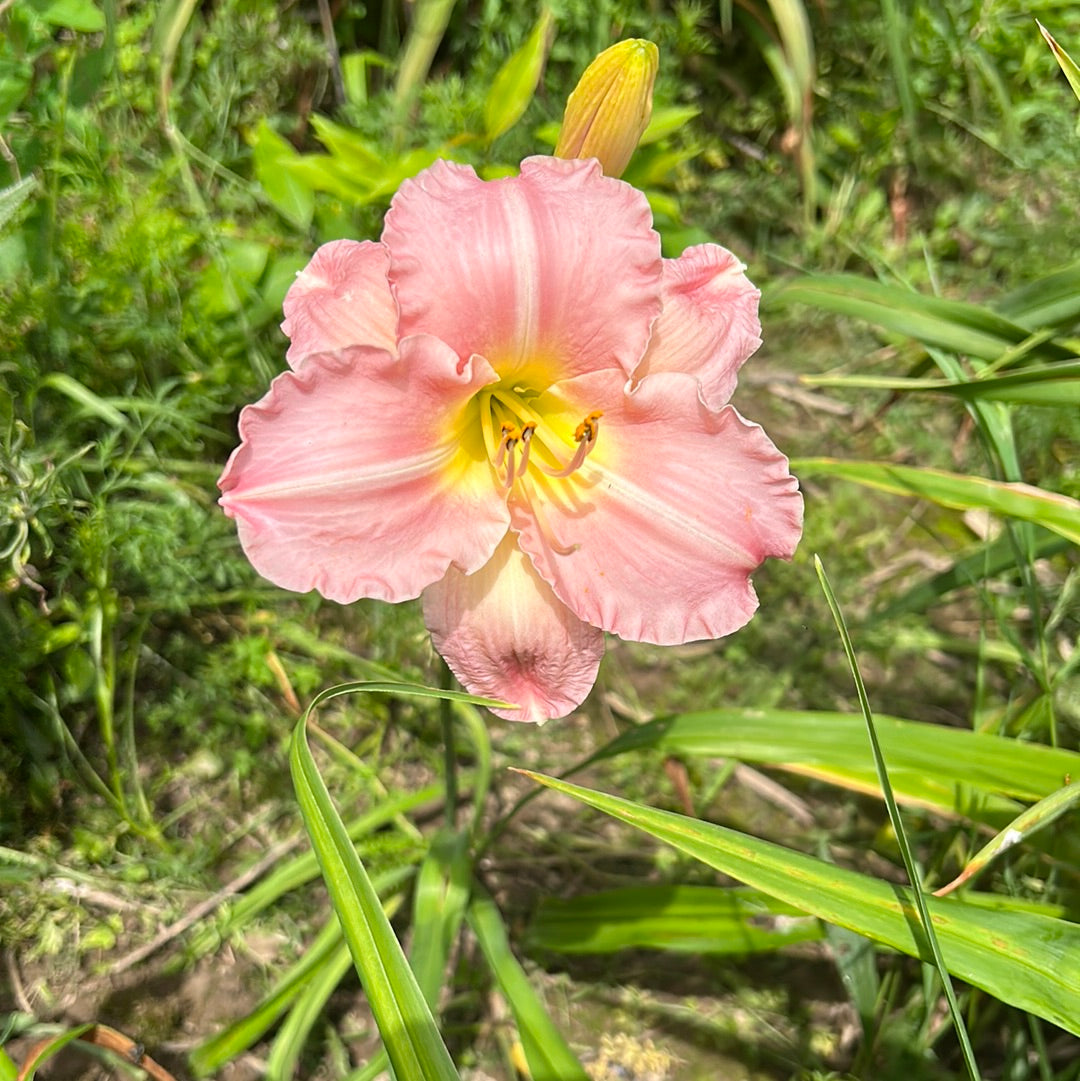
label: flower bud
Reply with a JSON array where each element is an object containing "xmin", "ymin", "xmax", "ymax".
[{"xmin": 554, "ymin": 39, "xmax": 659, "ymax": 177}]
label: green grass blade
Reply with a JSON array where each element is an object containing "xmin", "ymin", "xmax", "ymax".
[
  {"xmin": 873, "ymin": 533, "xmax": 1071, "ymax": 620},
  {"xmin": 1039, "ymin": 21, "xmax": 1080, "ymax": 103},
  {"xmin": 765, "ymin": 275, "xmax": 1073, "ymax": 361},
  {"xmin": 266, "ymin": 939, "xmax": 356, "ymax": 1081},
  {"xmin": 190, "ymin": 918, "xmax": 346, "ymax": 1076},
  {"xmin": 592, "ymin": 708, "xmax": 1080, "ymax": 816},
  {"xmin": 527, "ymin": 885, "xmax": 823, "ymax": 954},
  {"xmin": 468, "ymin": 887, "xmax": 589, "ymax": 1081},
  {"xmin": 513, "ymin": 770, "xmax": 1080, "ymax": 1037},
  {"xmin": 39, "ymin": 372, "xmax": 130, "ymax": 429},
  {"xmin": 802, "ymin": 357, "xmax": 1080, "ymax": 406},
  {"xmin": 936, "ymin": 781, "xmax": 1080, "ymax": 897},
  {"xmin": 0, "ymin": 1045, "xmax": 15, "ymax": 1081},
  {"xmin": 997, "ymin": 260, "xmax": 1080, "ymax": 328},
  {"xmin": 410, "ymin": 829, "xmax": 472, "ymax": 1007},
  {"xmin": 815, "ymin": 556, "xmax": 982, "ymax": 1081},
  {"xmin": 289, "ymin": 718, "xmax": 459, "ymax": 1081},
  {"xmin": 10, "ymin": 1025, "xmax": 93, "ymax": 1080},
  {"xmin": 792, "ymin": 459, "xmax": 1080, "ymax": 545}
]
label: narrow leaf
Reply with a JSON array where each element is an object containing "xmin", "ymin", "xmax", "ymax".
[
  {"xmin": 766, "ymin": 275, "xmax": 1073, "ymax": 362},
  {"xmin": 528, "ymin": 885, "xmax": 822, "ymax": 954},
  {"xmin": 935, "ymin": 781, "xmax": 1080, "ymax": 897},
  {"xmin": 1039, "ymin": 21, "xmax": 1080, "ymax": 102},
  {"xmin": 469, "ymin": 888, "xmax": 588, "ymax": 1081},
  {"xmin": 593, "ymin": 708, "xmax": 1080, "ymax": 815},
  {"xmin": 793, "ymin": 459, "xmax": 1080, "ymax": 545},
  {"xmin": 815, "ymin": 556, "xmax": 981, "ymax": 1081},
  {"xmin": 289, "ymin": 719, "xmax": 459, "ymax": 1081},
  {"xmin": 514, "ymin": 771, "xmax": 1080, "ymax": 1037}
]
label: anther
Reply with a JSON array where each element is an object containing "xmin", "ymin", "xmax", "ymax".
[
  {"xmin": 536, "ymin": 410, "xmax": 603, "ymax": 478},
  {"xmin": 494, "ymin": 422, "xmax": 518, "ymax": 470},
  {"xmin": 518, "ymin": 423, "xmax": 537, "ymax": 475},
  {"xmin": 574, "ymin": 411, "xmax": 603, "ymax": 444}
]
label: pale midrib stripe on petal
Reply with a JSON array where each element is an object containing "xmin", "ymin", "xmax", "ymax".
[
  {"xmin": 235, "ymin": 445, "xmax": 460, "ymax": 504},
  {"xmin": 574, "ymin": 458, "xmax": 756, "ymax": 566}
]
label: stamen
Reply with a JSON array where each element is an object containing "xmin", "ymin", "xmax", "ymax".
[
  {"xmin": 574, "ymin": 411, "xmax": 603, "ymax": 444},
  {"xmin": 517, "ymin": 423, "xmax": 537, "ymax": 475},
  {"xmin": 494, "ymin": 422, "xmax": 517, "ymax": 470},
  {"xmin": 536, "ymin": 410, "xmax": 603, "ymax": 478}
]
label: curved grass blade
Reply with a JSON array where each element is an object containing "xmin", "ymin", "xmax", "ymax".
[
  {"xmin": 468, "ymin": 887, "xmax": 588, "ymax": 1081},
  {"xmin": 935, "ymin": 781, "xmax": 1080, "ymax": 898},
  {"xmin": 290, "ymin": 715, "xmax": 459, "ymax": 1081},
  {"xmin": 792, "ymin": 459, "xmax": 1080, "ymax": 545},
  {"xmin": 765, "ymin": 275, "xmax": 1074, "ymax": 362},
  {"xmin": 528, "ymin": 885, "xmax": 822, "ymax": 954},
  {"xmin": 997, "ymin": 260, "xmax": 1080, "ymax": 328},
  {"xmin": 815, "ymin": 556, "xmax": 981, "ymax": 1081},
  {"xmin": 512, "ymin": 770, "xmax": 1080, "ymax": 1038},
  {"xmin": 14, "ymin": 1025, "xmax": 93, "ymax": 1081}
]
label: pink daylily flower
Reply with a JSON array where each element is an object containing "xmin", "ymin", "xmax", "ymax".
[{"xmin": 218, "ymin": 156, "xmax": 803, "ymax": 723}]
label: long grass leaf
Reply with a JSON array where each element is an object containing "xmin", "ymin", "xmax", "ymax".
[
  {"xmin": 766, "ymin": 275, "xmax": 1073, "ymax": 361},
  {"xmin": 528, "ymin": 885, "xmax": 823, "ymax": 954},
  {"xmin": 792, "ymin": 459, "xmax": 1080, "ymax": 545},
  {"xmin": 592, "ymin": 708, "xmax": 1080, "ymax": 815},
  {"xmin": 513, "ymin": 771, "xmax": 1080, "ymax": 1037},
  {"xmin": 1039, "ymin": 21, "xmax": 1080, "ymax": 102},
  {"xmin": 265, "ymin": 939, "xmax": 356, "ymax": 1081},
  {"xmin": 469, "ymin": 887, "xmax": 588, "ymax": 1081},
  {"xmin": 815, "ymin": 556, "xmax": 982, "ymax": 1081},
  {"xmin": 802, "ymin": 358, "xmax": 1080, "ymax": 405},
  {"xmin": 935, "ymin": 781, "xmax": 1080, "ymax": 897},
  {"xmin": 997, "ymin": 260, "xmax": 1080, "ymax": 327},
  {"xmin": 289, "ymin": 718, "xmax": 459, "ymax": 1080}
]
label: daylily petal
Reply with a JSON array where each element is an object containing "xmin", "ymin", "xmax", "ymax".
[
  {"xmin": 423, "ymin": 534, "xmax": 605, "ymax": 723},
  {"xmin": 218, "ymin": 336, "xmax": 509, "ymax": 604},
  {"xmin": 513, "ymin": 369, "xmax": 803, "ymax": 645},
  {"xmin": 633, "ymin": 244, "xmax": 762, "ymax": 409},
  {"xmin": 281, "ymin": 239, "xmax": 398, "ymax": 369},
  {"xmin": 382, "ymin": 156, "xmax": 662, "ymax": 386}
]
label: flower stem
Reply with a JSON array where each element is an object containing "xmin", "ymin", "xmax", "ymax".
[{"xmin": 438, "ymin": 659, "xmax": 458, "ymax": 828}]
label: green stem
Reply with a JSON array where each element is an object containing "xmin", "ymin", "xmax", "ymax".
[{"xmin": 439, "ymin": 661, "xmax": 458, "ymax": 828}]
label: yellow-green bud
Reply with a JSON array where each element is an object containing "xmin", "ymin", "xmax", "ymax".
[{"xmin": 554, "ymin": 39, "xmax": 659, "ymax": 178}]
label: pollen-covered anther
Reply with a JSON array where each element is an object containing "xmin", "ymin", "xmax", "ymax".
[
  {"xmin": 538, "ymin": 409, "xmax": 603, "ymax": 479},
  {"xmin": 495, "ymin": 421, "xmax": 536, "ymax": 488},
  {"xmin": 574, "ymin": 411, "xmax": 603, "ymax": 444}
]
